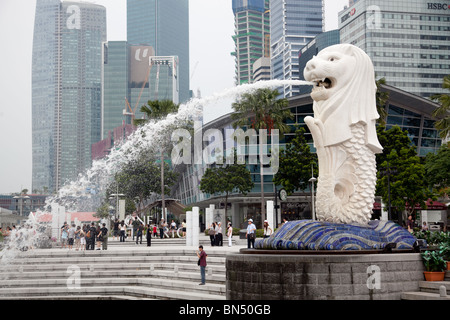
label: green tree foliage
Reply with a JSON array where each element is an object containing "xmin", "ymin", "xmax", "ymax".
[
  {"xmin": 431, "ymin": 75, "xmax": 450, "ymax": 139},
  {"xmin": 109, "ymin": 153, "xmax": 178, "ymax": 216},
  {"xmin": 425, "ymin": 142, "xmax": 450, "ymax": 198},
  {"xmin": 273, "ymin": 127, "xmax": 318, "ymax": 194},
  {"xmin": 95, "ymin": 203, "xmax": 110, "ymax": 219},
  {"xmin": 134, "ymin": 99, "xmax": 180, "ymax": 126},
  {"xmin": 375, "ymin": 77, "xmax": 389, "ymax": 126},
  {"xmin": 199, "ymin": 153, "xmax": 254, "ymax": 217},
  {"xmin": 231, "ymin": 88, "xmax": 293, "ymax": 222},
  {"xmin": 231, "ymin": 88, "xmax": 293, "ymax": 135},
  {"xmin": 376, "ymin": 125, "xmax": 434, "ymax": 218}
]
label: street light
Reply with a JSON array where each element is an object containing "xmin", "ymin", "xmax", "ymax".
[
  {"xmin": 379, "ymin": 161, "xmax": 397, "ymax": 221},
  {"xmin": 309, "ymin": 176, "xmax": 317, "ymax": 221},
  {"xmin": 13, "ymin": 195, "xmax": 30, "ymax": 216},
  {"xmin": 110, "ymin": 192, "xmax": 125, "ymax": 219}
]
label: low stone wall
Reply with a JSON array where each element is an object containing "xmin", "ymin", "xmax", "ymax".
[{"xmin": 226, "ymin": 251, "xmax": 425, "ymax": 300}]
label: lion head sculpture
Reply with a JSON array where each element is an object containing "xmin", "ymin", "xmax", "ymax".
[{"xmin": 304, "ymin": 44, "xmax": 383, "ymax": 154}]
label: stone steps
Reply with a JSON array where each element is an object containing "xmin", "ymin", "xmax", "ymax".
[
  {"xmin": 0, "ymin": 244, "xmax": 236, "ymax": 300},
  {"xmin": 402, "ymin": 272, "xmax": 450, "ymax": 300}
]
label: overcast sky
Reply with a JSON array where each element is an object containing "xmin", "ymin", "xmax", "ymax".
[{"xmin": 0, "ymin": 0, "xmax": 349, "ymax": 194}]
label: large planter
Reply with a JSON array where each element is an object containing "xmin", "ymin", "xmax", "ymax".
[
  {"xmin": 447, "ymin": 261, "xmax": 450, "ymax": 271},
  {"xmin": 424, "ymin": 271, "xmax": 446, "ymax": 281}
]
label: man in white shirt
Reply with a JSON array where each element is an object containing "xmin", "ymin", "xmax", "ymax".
[{"xmin": 246, "ymin": 219, "xmax": 256, "ymax": 249}]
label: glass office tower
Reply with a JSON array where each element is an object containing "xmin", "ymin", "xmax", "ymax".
[
  {"xmin": 232, "ymin": 0, "xmax": 270, "ymax": 85},
  {"xmin": 270, "ymin": 0, "xmax": 324, "ymax": 97},
  {"xmin": 339, "ymin": 0, "xmax": 450, "ymax": 98},
  {"xmin": 32, "ymin": 0, "xmax": 106, "ymax": 192},
  {"xmin": 127, "ymin": 0, "xmax": 190, "ymax": 103}
]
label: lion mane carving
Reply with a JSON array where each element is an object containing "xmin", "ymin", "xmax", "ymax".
[{"xmin": 304, "ymin": 44, "xmax": 383, "ymax": 225}]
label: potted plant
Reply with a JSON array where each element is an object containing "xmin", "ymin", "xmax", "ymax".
[
  {"xmin": 421, "ymin": 250, "xmax": 447, "ymax": 281},
  {"xmin": 438, "ymin": 243, "xmax": 450, "ymax": 271}
]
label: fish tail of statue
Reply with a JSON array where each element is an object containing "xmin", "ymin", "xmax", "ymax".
[{"xmin": 312, "ymin": 123, "xmax": 378, "ymax": 225}]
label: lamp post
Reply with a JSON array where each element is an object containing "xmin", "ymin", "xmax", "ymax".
[
  {"xmin": 13, "ymin": 195, "xmax": 30, "ymax": 217},
  {"xmin": 110, "ymin": 183, "xmax": 125, "ymax": 220},
  {"xmin": 308, "ymin": 176, "xmax": 317, "ymax": 221},
  {"xmin": 379, "ymin": 161, "xmax": 397, "ymax": 221}
]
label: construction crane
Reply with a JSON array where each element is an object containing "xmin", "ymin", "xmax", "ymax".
[{"xmin": 123, "ymin": 62, "xmax": 153, "ymax": 124}]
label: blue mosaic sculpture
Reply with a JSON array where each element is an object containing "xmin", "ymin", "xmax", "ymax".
[{"xmin": 255, "ymin": 220, "xmax": 417, "ymax": 251}]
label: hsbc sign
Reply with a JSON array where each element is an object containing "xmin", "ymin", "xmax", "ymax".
[
  {"xmin": 341, "ymin": 8, "xmax": 356, "ymax": 23},
  {"xmin": 427, "ymin": 3, "xmax": 450, "ymax": 10}
]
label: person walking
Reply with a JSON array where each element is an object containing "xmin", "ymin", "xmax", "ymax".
[
  {"xmin": 216, "ymin": 222, "xmax": 223, "ymax": 246},
  {"xmin": 170, "ymin": 220, "xmax": 177, "ymax": 238},
  {"xmin": 99, "ymin": 223, "xmax": 108, "ymax": 250},
  {"xmin": 181, "ymin": 219, "xmax": 186, "ymax": 238},
  {"xmin": 119, "ymin": 221, "xmax": 126, "ymax": 242},
  {"xmin": 74, "ymin": 225, "xmax": 81, "ymax": 250},
  {"xmin": 196, "ymin": 245, "xmax": 207, "ymax": 285},
  {"xmin": 61, "ymin": 225, "xmax": 69, "ymax": 249},
  {"xmin": 87, "ymin": 222, "xmax": 97, "ymax": 250},
  {"xmin": 67, "ymin": 224, "xmax": 76, "ymax": 250},
  {"xmin": 79, "ymin": 227, "xmax": 86, "ymax": 251},
  {"xmin": 136, "ymin": 222, "xmax": 143, "ymax": 245},
  {"xmin": 246, "ymin": 219, "xmax": 256, "ymax": 249},
  {"xmin": 132, "ymin": 217, "xmax": 140, "ymax": 241},
  {"xmin": 159, "ymin": 219, "xmax": 165, "ymax": 239},
  {"xmin": 146, "ymin": 224, "xmax": 152, "ymax": 247},
  {"xmin": 227, "ymin": 223, "xmax": 233, "ymax": 247},
  {"xmin": 113, "ymin": 219, "xmax": 119, "ymax": 241},
  {"xmin": 95, "ymin": 225, "xmax": 102, "ymax": 250},
  {"xmin": 263, "ymin": 220, "xmax": 273, "ymax": 238},
  {"xmin": 152, "ymin": 224, "xmax": 157, "ymax": 238},
  {"xmin": 209, "ymin": 223, "xmax": 216, "ymax": 246}
]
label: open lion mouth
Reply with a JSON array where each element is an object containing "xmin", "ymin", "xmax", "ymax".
[{"xmin": 312, "ymin": 78, "xmax": 333, "ymax": 90}]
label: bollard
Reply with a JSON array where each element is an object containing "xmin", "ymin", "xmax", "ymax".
[{"xmin": 439, "ymin": 285, "xmax": 447, "ymax": 297}]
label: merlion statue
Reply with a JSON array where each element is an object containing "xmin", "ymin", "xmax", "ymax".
[
  {"xmin": 304, "ymin": 44, "xmax": 383, "ymax": 225},
  {"xmin": 255, "ymin": 44, "xmax": 418, "ymax": 251}
]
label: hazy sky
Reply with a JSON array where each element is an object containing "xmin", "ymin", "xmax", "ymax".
[{"xmin": 0, "ymin": 0, "xmax": 349, "ymax": 194}]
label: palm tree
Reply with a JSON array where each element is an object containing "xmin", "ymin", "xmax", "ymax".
[
  {"xmin": 431, "ymin": 75, "xmax": 450, "ymax": 140},
  {"xmin": 231, "ymin": 88, "xmax": 293, "ymax": 225},
  {"xmin": 133, "ymin": 99, "xmax": 180, "ymax": 221},
  {"xmin": 375, "ymin": 77, "xmax": 389, "ymax": 126}
]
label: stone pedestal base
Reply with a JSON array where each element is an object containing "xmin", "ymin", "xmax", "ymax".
[{"xmin": 226, "ymin": 252, "xmax": 424, "ymax": 300}]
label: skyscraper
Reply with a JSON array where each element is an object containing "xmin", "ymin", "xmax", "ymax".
[
  {"xmin": 232, "ymin": 0, "xmax": 270, "ymax": 85},
  {"xmin": 102, "ymin": 42, "xmax": 180, "ymax": 139},
  {"xmin": 127, "ymin": 0, "xmax": 190, "ymax": 103},
  {"xmin": 270, "ymin": 0, "xmax": 324, "ymax": 97},
  {"xmin": 32, "ymin": 0, "xmax": 106, "ymax": 192},
  {"xmin": 339, "ymin": 0, "xmax": 450, "ymax": 99}
]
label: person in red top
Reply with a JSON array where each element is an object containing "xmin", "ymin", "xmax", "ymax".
[{"xmin": 196, "ymin": 245, "xmax": 207, "ymax": 285}]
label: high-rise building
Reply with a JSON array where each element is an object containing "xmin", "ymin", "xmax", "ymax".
[
  {"xmin": 270, "ymin": 0, "xmax": 324, "ymax": 97},
  {"xmin": 102, "ymin": 41, "xmax": 129, "ymax": 139},
  {"xmin": 127, "ymin": 0, "xmax": 190, "ymax": 103},
  {"xmin": 231, "ymin": 0, "xmax": 270, "ymax": 85},
  {"xmin": 338, "ymin": 0, "xmax": 450, "ymax": 98},
  {"xmin": 32, "ymin": 0, "xmax": 106, "ymax": 193},
  {"xmin": 102, "ymin": 42, "xmax": 179, "ymax": 139}
]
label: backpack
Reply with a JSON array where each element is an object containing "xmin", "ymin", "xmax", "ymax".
[{"xmin": 86, "ymin": 231, "xmax": 91, "ymax": 238}]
